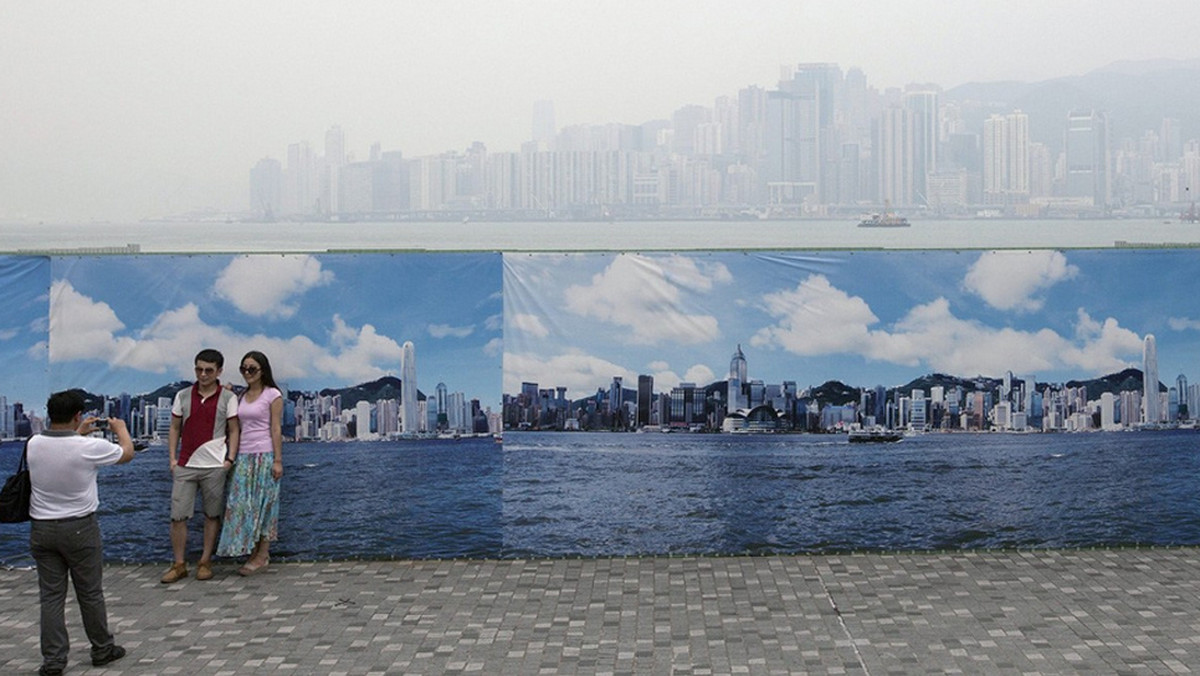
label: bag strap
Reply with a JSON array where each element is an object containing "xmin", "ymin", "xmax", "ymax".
[{"xmin": 18, "ymin": 436, "xmax": 30, "ymax": 472}]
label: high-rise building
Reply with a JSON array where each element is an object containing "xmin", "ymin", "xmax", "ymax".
[
  {"xmin": 763, "ymin": 78, "xmax": 820, "ymax": 205},
  {"xmin": 355, "ymin": 400, "xmax": 373, "ymax": 439},
  {"xmin": 284, "ymin": 141, "xmax": 316, "ymax": 215},
  {"xmin": 402, "ymin": 341, "xmax": 418, "ymax": 434},
  {"xmin": 983, "ymin": 111, "xmax": 1030, "ymax": 204},
  {"xmin": 902, "ymin": 89, "xmax": 939, "ymax": 204},
  {"xmin": 532, "ymin": 100, "xmax": 556, "ymax": 147},
  {"xmin": 249, "ymin": 157, "xmax": 282, "ymax": 217},
  {"xmin": 1177, "ymin": 374, "xmax": 1190, "ymax": 420},
  {"xmin": 874, "ymin": 106, "xmax": 916, "ymax": 206},
  {"xmin": 1065, "ymin": 110, "xmax": 1110, "ymax": 206},
  {"xmin": 1143, "ymin": 334, "xmax": 1160, "ymax": 424},
  {"xmin": 727, "ymin": 344, "xmax": 748, "ymax": 411},
  {"xmin": 637, "ymin": 375, "xmax": 654, "ymax": 427},
  {"xmin": 325, "ymin": 125, "xmax": 347, "ymax": 214}
]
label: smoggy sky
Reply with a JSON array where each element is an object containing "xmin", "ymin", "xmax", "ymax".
[{"xmin": 3, "ymin": 0, "xmax": 1200, "ymax": 222}]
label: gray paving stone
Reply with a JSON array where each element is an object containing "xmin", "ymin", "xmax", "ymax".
[{"xmin": 3, "ymin": 549, "xmax": 1200, "ymax": 673}]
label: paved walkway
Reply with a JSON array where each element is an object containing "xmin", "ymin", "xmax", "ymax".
[{"xmin": 2, "ymin": 548, "xmax": 1199, "ymax": 674}]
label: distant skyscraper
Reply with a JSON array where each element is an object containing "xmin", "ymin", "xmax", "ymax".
[
  {"xmin": 637, "ymin": 375, "xmax": 654, "ymax": 427},
  {"xmin": 325, "ymin": 125, "xmax": 346, "ymax": 214},
  {"xmin": 285, "ymin": 141, "xmax": 316, "ymax": 215},
  {"xmin": 902, "ymin": 89, "xmax": 939, "ymax": 204},
  {"xmin": 1065, "ymin": 110, "xmax": 1110, "ymax": 206},
  {"xmin": 532, "ymin": 100, "xmax": 556, "ymax": 146},
  {"xmin": 402, "ymin": 341, "xmax": 418, "ymax": 434},
  {"xmin": 764, "ymin": 78, "xmax": 819, "ymax": 204},
  {"xmin": 249, "ymin": 157, "xmax": 282, "ymax": 217},
  {"xmin": 727, "ymin": 344, "xmax": 748, "ymax": 412},
  {"xmin": 874, "ymin": 106, "xmax": 916, "ymax": 206},
  {"xmin": 1143, "ymin": 334, "xmax": 1160, "ymax": 424},
  {"xmin": 983, "ymin": 111, "xmax": 1030, "ymax": 204}
]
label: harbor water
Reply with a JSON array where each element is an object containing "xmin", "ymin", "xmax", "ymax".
[
  {"xmin": 3, "ymin": 217, "xmax": 1200, "ymax": 253},
  {"xmin": 3, "ymin": 431, "xmax": 1199, "ymax": 565}
]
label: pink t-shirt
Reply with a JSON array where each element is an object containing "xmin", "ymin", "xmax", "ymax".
[{"xmin": 238, "ymin": 387, "xmax": 281, "ymax": 455}]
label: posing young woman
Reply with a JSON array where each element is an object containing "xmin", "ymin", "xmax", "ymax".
[{"xmin": 217, "ymin": 350, "xmax": 283, "ymax": 575}]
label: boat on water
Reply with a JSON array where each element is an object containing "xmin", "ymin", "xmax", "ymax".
[
  {"xmin": 857, "ymin": 212, "xmax": 910, "ymax": 228},
  {"xmin": 847, "ymin": 427, "xmax": 904, "ymax": 443}
]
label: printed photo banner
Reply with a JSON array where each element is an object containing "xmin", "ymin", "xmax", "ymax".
[{"xmin": 1, "ymin": 249, "xmax": 1200, "ymax": 563}]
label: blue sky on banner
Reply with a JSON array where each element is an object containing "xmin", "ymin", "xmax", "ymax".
[
  {"xmin": 503, "ymin": 250, "xmax": 1200, "ymax": 398},
  {"xmin": 48, "ymin": 253, "xmax": 502, "ymax": 406},
  {"xmin": 0, "ymin": 256, "xmax": 50, "ymax": 413}
]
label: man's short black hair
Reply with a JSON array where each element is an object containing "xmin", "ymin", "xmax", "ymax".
[
  {"xmin": 195, "ymin": 348, "xmax": 224, "ymax": 368},
  {"xmin": 47, "ymin": 390, "xmax": 86, "ymax": 425}
]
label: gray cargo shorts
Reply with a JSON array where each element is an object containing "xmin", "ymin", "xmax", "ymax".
[{"xmin": 170, "ymin": 465, "xmax": 228, "ymax": 521}]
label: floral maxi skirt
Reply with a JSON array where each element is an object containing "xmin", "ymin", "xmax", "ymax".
[{"xmin": 217, "ymin": 453, "xmax": 280, "ymax": 557}]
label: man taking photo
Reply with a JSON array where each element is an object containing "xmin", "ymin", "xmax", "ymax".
[{"xmin": 28, "ymin": 389, "xmax": 135, "ymax": 676}]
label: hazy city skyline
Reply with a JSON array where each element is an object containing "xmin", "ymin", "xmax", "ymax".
[{"xmin": 4, "ymin": 1, "xmax": 1200, "ymax": 222}]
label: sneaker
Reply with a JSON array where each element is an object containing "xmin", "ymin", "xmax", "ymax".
[
  {"xmin": 38, "ymin": 665, "xmax": 64, "ymax": 676},
  {"xmin": 195, "ymin": 561, "xmax": 214, "ymax": 581},
  {"xmin": 160, "ymin": 563, "xmax": 188, "ymax": 584},
  {"xmin": 92, "ymin": 645, "xmax": 126, "ymax": 667}
]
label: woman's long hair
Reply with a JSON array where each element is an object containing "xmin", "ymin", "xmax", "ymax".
[{"xmin": 240, "ymin": 350, "xmax": 279, "ymax": 390}]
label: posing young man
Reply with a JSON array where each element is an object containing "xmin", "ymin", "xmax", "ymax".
[
  {"xmin": 162, "ymin": 348, "xmax": 240, "ymax": 583},
  {"xmin": 28, "ymin": 390, "xmax": 135, "ymax": 676}
]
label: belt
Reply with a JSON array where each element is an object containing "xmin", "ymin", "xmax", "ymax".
[{"xmin": 31, "ymin": 512, "xmax": 95, "ymax": 523}]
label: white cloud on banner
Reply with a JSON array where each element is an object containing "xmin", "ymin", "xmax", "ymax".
[
  {"xmin": 483, "ymin": 337, "xmax": 503, "ymax": 358},
  {"xmin": 1168, "ymin": 316, "xmax": 1200, "ymax": 331},
  {"xmin": 428, "ymin": 323, "xmax": 475, "ymax": 338},
  {"xmin": 511, "ymin": 313, "xmax": 550, "ymax": 338},
  {"xmin": 504, "ymin": 349, "xmax": 636, "ymax": 397},
  {"xmin": 49, "ymin": 279, "xmax": 135, "ymax": 363},
  {"xmin": 750, "ymin": 274, "xmax": 879, "ymax": 355},
  {"xmin": 963, "ymin": 250, "xmax": 1078, "ymax": 312},
  {"xmin": 50, "ymin": 280, "xmax": 406, "ymax": 384},
  {"xmin": 750, "ymin": 274, "xmax": 1142, "ymax": 379},
  {"xmin": 639, "ymin": 360, "xmax": 717, "ymax": 393},
  {"xmin": 214, "ymin": 254, "xmax": 334, "ymax": 320},
  {"xmin": 562, "ymin": 254, "xmax": 730, "ymax": 345},
  {"xmin": 313, "ymin": 315, "xmax": 404, "ymax": 381}
]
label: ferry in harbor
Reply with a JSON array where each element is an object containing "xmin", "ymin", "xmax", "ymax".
[
  {"xmin": 857, "ymin": 212, "xmax": 910, "ymax": 227},
  {"xmin": 847, "ymin": 426, "xmax": 904, "ymax": 443}
]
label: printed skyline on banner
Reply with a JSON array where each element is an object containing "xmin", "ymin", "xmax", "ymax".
[
  {"xmin": 503, "ymin": 250, "xmax": 1200, "ymax": 398},
  {"xmin": 47, "ymin": 253, "xmax": 502, "ymax": 407},
  {"xmin": 0, "ymin": 255, "xmax": 49, "ymax": 414}
]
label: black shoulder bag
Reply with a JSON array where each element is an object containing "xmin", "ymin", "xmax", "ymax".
[{"xmin": 0, "ymin": 438, "xmax": 32, "ymax": 523}]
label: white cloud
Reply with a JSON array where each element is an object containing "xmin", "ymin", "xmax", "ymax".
[
  {"xmin": 511, "ymin": 312, "xmax": 550, "ymax": 338},
  {"xmin": 963, "ymin": 250, "xmax": 1078, "ymax": 312},
  {"xmin": 640, "ymin": 363, "xmax": 717, "ymax": 393},
  {"xmin": 562, "ymin": 254, "xmax": 729, "ymax": 345},
  {"xmin": 428, "ymin": 323, "xmax": 474, "ymax": 339},
  {"xmin": 1169, "ymin": 316, "xmax": 1200, "ymax": 331},
  {"xmin": 50, "ymin": 280, "xmax": 407, "ymax": 385},
  {"xmin": 213, "ymin": 254, "xmax": 333, "ymax": 320},
  {"xmin": 27, "ymin": 340, "xmax": 48, "ymax": 361},
  {"xmin": 49, "ymin": 279, "xmax": 134, "ymax": 363},
  {"xmin": 750, "ymin": 274, "xmax": 1141, "ymax": 379},
  {"xmin": 483, "ymin": 337, "xmax": 503, "ymax": 358},
  {"xmin": 749, "ymin": 274, "xmax": 879, "ymax": 355},
  {"xmin": 313, "ymin": 316, "xmax": 405, "ymax": 382},
  {"xmin": 504, "ymin": 349, "xmax": 635, "ymax": 398},
  {"xmin": 0, "ymin": 328, "xmax": 18, "ymax": 341}
]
